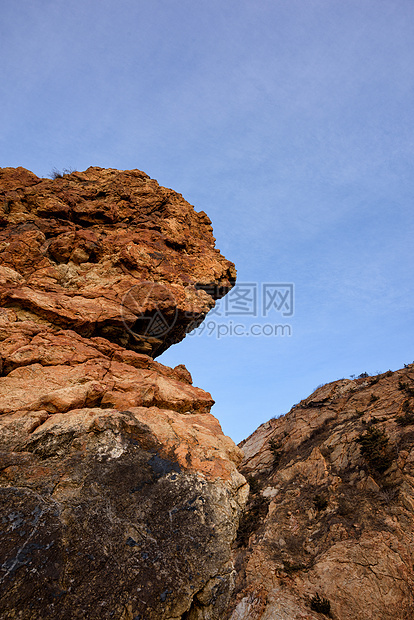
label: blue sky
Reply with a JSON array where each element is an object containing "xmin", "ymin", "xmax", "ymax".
[{"xmin": 2, "ymin": 0, "xmax": 414, "ymax": 442}]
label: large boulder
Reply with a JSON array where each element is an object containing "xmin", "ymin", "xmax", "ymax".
[
  {"xmin": 0, "ymin": 166, "xmax": 236, "ymax": 357},
  {"xmin": 0, "ymin": 168, "xmax": 247, "ymax": 620}
]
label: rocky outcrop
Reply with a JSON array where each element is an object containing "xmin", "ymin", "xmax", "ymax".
[
  {"xmin": 228, "ymin": 369, "xmax": 414, "ymax": 620},
  {"xmin": 0, "ymin": 168, "xmax": 247, "ymax": 620},
  {"xmin": 3, "ymin": 167, "xmax": 414, "ymax": 620},
  {"xmin": 0, "ymin": 166, "xmax": 236, "ymax": 357}
]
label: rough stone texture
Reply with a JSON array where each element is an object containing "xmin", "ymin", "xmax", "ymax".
[
  {"xmin": 228, "ymin": 369, "xmax": 414, "ymax": 620},
  {"xmin": 5, "ymin": 167, "xmax": 414, "ymax": 620},
  {"xmin": 0, "ymin": 317, "xmax": 247, "ymax": 620},
  {"xmin": 0, "ymin": 168, "xmax": 247, "ymax": 620},
  {"xmin": 0, "ymin": 167, "xmax": 236, "ymax": 357}
]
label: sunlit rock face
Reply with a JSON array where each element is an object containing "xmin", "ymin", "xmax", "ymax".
[
  {"xmin": 0, "ymin": 166, "xmax": 236, "ymax": 357},
  {"xmin": 6, "ymin": 166, "xmax": 414, "ymax": 620},
  {"xmin": 227, "ymin": 369, "xmax": 414, "ymax": 620},
  {"xmin": 0, "ymin": 167, "xmax": 247, "ymax": 620}
]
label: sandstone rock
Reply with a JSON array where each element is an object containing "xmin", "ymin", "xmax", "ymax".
[
  {"xmin": 230, "ymin": 369, "xmax": 414, "ymax": 620},
  {"xmin": 0, "ymin": 326, "xmax": 248, "ymax": 620},
  {"xmin": 0, "ymin": 167, "xmax": 236, "ymax": 357},
  {"xmin": 0, "ymin": 168, "xmax": 247, "ymax": 620},
  {"xmin": 5, "ymin": 166, "xmax": 414, "ymax": 620}
]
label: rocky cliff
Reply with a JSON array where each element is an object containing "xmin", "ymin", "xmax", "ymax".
[
  {"xmin": 228, "ymin": 369, "xmax": 414, "ymax": 620},
  {"xmin": 0, "ymin": 166, "xmax": 236, "ymax": 357},
  {"xmin": 0, "ymin": 167, "xmax": 247, "ymax": 620},
  {"xmin": 2, "ymin": 167, "xmax": 414, "ymax": 620}
]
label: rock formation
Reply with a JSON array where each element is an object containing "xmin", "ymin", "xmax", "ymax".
[
  {"xmin": 0, "ymin": 167, "xmax": 247, "ymax": 620},
  {"xmin": 0, "ymin": 166, "xmax": 236, "ymax": 357},
  {"xmin": 2, "ymin": 166, "xmax": 414, "ymax": 620},
  {"xmin": 228, "ymin": 369, "xmax": 414, "ymax": 620}
]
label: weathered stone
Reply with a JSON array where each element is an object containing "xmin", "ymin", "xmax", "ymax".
[
  {"xmin": 229, "ymin": 369, "xmax": 414, "ymax": 620},
  {"xmin": 5, "ymin": 166, "xmax": 414, "ymax": 620},
  {"xmin": 0, "ymin": 167, "xmax": 236, "ymax": 357},
  {"xmin": 0, "ymin": 168, "xmax": 247, "ymax": 620},
  {"xmin": 0, "ymin": 324, "xmax": 248, "ymax": 620}
]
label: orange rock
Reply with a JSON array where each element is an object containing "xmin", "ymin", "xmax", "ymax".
[
  {"xmin": 0, "ymin": 166, "xmax": 236, "ymax": 357},
  {"xmin": 0, "ymin": 168, "xmax": 246, "ymax": 620}
]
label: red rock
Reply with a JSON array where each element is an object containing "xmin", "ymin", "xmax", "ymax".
[
  {"xmin": 0, "ymin": 168, "xmax": 247, "ymax": 620},
  {"xmin": 0, "ymin": 166, "xmax": 236, "ymax": 357},
  {"xmin": 3, "ymin": 167, "xmax": 414, "ymax": 620},
  {"xmin": 0, "ymin": 322, "xmax": 248, "ymax": 619}
]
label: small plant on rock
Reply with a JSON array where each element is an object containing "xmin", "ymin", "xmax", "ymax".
[
  {"xmin": 398, "ymin": 380, "xmax": 414, "ymax": 397},
  {"xmin": 396, "ymin": 399, "xmax": 414, "ymax": 426},
  {"xmin": 49, "ymin": 167, "xmax": 63, "ymax": 179},
  {"xmin": 49, "ymin": 167, "xmax": 75, "ymax": 179},
  {"xmin": 356, "ymin": 426, "xmax": 394, "ymax": 474},
  {"xmin": 268, "ymin": 438, "xmax": 282, "ymax": 467},
  {"xmin": 310, "ymin": 593, "xmax": 331, "ymax": 616}
]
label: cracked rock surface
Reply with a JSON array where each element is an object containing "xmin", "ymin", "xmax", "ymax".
[
  {"xmin": 228, "ymin": 369, "xmax": 414, "ymax": 620},
  {"xmin": 0, "ymin": 168, "xmax": 247, "ymax": 620},
  {"xmin": 0, "ymin": 166, "xmax": 236, "ymax": 357}
]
